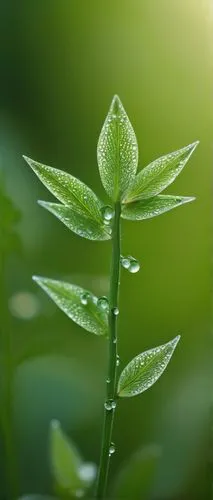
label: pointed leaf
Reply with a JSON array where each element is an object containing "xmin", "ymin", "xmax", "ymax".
[
  {"xmin": 50, "ymin": 419, "xmax": 82, "ymax": 495},
  {"xmin": 33, "ymin": 276, "xmax": 108, "ymax": 336},
  {"xmin": 38, "ymin": 201, "xmax": 111, "ymax": 241},
  {"xmin": 23, "ymin": 156, "xmax": 104, "ymax": 223},
  {"xmin": 112, "ymin": 445, "xmax": 161, "ymax": 499},
  {"xmin": 121, "ymin": 195, "xmax": 195, "ymax": 221},
  {"xmin": 97, "ymin": 95, "xmax": 138, "ymax": 201},
  {"xmin": 50, "ymin": 420, "xmax": 96, "ymax": 497},
  {"xmin": 118, "ymin": 336, "xmax": 180, "ymax": 397},
  {"xmin": 123, "ymin": 142, "xmax": 199, "ymax": 202}
]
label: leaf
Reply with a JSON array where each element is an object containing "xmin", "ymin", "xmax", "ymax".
[
  {"xmin": 50, "ymin": 420, "xmax": 96, "ymax": 497},
  {"xmin": 38, "ymin": 201, "xmax": 111, "ymax": 241},
  {"xmin": 118, "ymin": 335, "xmax": 180, "ymax": 397},
  {"xmin": 0, "ymin": 181, "xmax": 21, "ymax": 255},
  {"xmin": 50, "ymin": 419, "xmax": 82, "ymax": 495},
  {"xmin": 121, "ymin": 195, "xmax": 195, "ymax": 221},
  {"xmin": 111, "ymin": 444, "xmax": 161, "ymax": 499},
  {"xmin": 23, "ymin": 156, "xmax": 104, "ymax": 223},
  {"xmin": 122, "ymin": 142, "xmax": 199, "ymax": 203},
  {"xmin": 97, "ymin": 95, "xmax": 138, "ymax": 201},
  {"xmin": 33, "ymin": 276, "xmax": 108, "ymax": 336}
]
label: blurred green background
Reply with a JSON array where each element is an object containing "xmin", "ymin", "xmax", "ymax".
[{"xmin": 0, "ymin": 0, "xmax": 212, "ymax": 498}]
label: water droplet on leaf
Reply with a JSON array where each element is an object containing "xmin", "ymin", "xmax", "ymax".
[
  {"xmin": 112, "ymin": 307, "xmax": 119, "ymax": 316},
  {"xmin": 116, "ymin": 355, "xmax": 120, "ymax": 366},
  {"xmin": 80, "ymin": 292, "xmax": 90, "ymax": 305}
]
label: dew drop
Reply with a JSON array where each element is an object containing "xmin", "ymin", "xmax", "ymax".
[
  {"xmin": 112, "ymin": 307, "xmax": 119, "ymax": 316},
  {"xmin": 106, "ymin": 377, "xmax": 111, "ymax": 384},
  {"xmin": 104, "ymin": 400, "xmax": 112, "ymax": 410},
  {"xmin": 113, "ymin": 338, "xmax": 117, "ymax": 344},
  {"xmin": 116, "ymin": 355, "xmax": 120, "ymax": 367},
  {"xmin": 128, "ymin": 258, "xmax": 140, "ymax": 273},
  {"xmin": 104, "ymin": 399, "xmax": 116, "ymax": 411},
  {"xmin": 101, "ymin": 205, "xmax": 115, "ymax": 222},
  {"xmin": 81, "ymin": 292, "xmax": 90, "ymax": 305},
  {"xmin": 97, "ymin": 296, "xmax": 109, "ymax": 311},
  {"xmin": 109, "ymin": 442, "xmax": 116, "ymax": 455},
  {"xmin": 120, "ymin": 255, "xmax": 131, "ymax": 270}
]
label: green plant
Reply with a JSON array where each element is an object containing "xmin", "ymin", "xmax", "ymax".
[
  {"xmin": 0, "ymin": 177, "xmax": 21, "ymax": 499},
  {"xmin": 24, "ymin": 95, "xmax": 198, "ymax": 499}
]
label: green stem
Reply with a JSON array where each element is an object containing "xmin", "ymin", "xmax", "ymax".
[
  {"xmin": 0, "ymin": 255, "xmax": 18, "ymax": 499},
  {"xmin": 95, "ymin": 201, "xmax": 121, "ymax": 499}
]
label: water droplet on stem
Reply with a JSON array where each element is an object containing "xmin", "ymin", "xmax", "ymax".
[
  {"xmin": 97, "ymin": 296, "xmax": 109, "ymax": 311},
  {"xmin": 109, "ymin": 442, "xmax": 116, "ymax": 455},
  {"xmin": 101, "ymin": 205, "xmax": 115, "ymax": 222},
  {"xmin": 112, "ymin": 307, "xmax": 119, "ymax": 316}
]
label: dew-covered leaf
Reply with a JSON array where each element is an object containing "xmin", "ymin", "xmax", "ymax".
[
  {"xmin": 23, "ymin": 156, "xmax": 104, "ymax": 223},
  {"xmin": 33, "ymin": 276, "xmax": 108, "ymax": 336},
  {"xmin": 121, "ymin": 195, "xmax": 195, "ymax": 221},
  {"xmin": 38, "ymin": 201, "xmax": 111, "ymax": 241},
  {"xmin": 118, "ymin": 336, "xmax": 180, "ymax": 397},
  {"xmin": 123, "ymin": 142, "xmax": 199, "ymax": 203},
  {"xmin": 97, "ymin": 95, "xmax": 138, "ymax": 201},
  {"xmin": 111, "ymin": 444, "xmax": 161, "ymax": 499},
  {"xmin": 50, "ymin": 420, "xmax": 96, "ymax": 497}
]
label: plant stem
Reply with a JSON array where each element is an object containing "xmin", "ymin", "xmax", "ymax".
[
  {"xmin": 95, "ymin": 201, "xmax": 121, "ymax": 499},
  {"xmin": 0, "ymin": 255, "xmax": 18, "ymax": 499}
]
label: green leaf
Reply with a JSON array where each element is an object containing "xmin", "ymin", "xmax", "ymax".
[
  {"xmin": 97, "ymin": 95, "xmax": 138, "ymax": 201},
  {"xmin": 118, "ymin": 335, "xmax": 180, "ymax": 398},
  {"xmin": 121, "ymin": 194, "xmax": 195, "ymax": 221},
  {"xmin": 123, "ymin": 142, "xmax": 199, "ymax": 203},
  {"xmin": 50, "ymin": 420, "xmax": 96, "ymax": 497},
  {"xmin": 50, "ymin": 419, "xmax": 82, "ymax": 495},
  {"xmin": 33, "ymin": 276, "xmax": 108, "ymax": 336},
  {"xmin": 0, "ymin": 181, "xmax": 21, "ymax": 256},
  {"xmin": 23, "ymin": 156, "xmax": 104, "ymax": 223},
  {"xmin": 38, "ymin": 201, "xmax": 111, "ymax": 241},
  {"xmin": 111, "ymin": 444, "xmax": 161, "ymax": 499}
]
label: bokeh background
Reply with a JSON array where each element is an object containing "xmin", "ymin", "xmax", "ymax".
[{"xmin": 0, "ymin": 1, "xmax": 213, "ymax": 499}]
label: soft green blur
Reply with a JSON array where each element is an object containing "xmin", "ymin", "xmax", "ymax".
[{"xmin": 0, "ymin": 1, "xmax": 212, "ymax": 499}]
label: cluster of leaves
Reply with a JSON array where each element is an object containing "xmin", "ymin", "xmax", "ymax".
[{"xmin": 23, "ymin": 95, "xmax": 198, "ymax": 497}]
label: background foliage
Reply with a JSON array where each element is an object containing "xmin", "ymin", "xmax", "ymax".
[{"xmin": 0, "ymin": 1, "xmax": 212, "ymax": 498}]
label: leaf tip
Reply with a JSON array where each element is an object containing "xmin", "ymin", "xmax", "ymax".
[
  {"xmin": 50, "ymin": 418, "xmax": 61, "ymax": 430},
  {"xmin": 37, "ymin": 199, "xmax": 47, "ymax": 208},
  {"xmin": 32, "ymin": 274, "xmax": 41, "ymax": 284},
  {"xmin": 172, "ymin": 334, "xmax": 181, "ymax": 348},
  {"xmin": 22, "ymin": 154, "xmax": 31, "ymax": 164},
  {"xmin": 187, "ymin": 140, "xmax": 199, "ymax": 155},
  {"xmin": 110, "ymin": 94, "xmax": 122, "ymax": 114}
]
